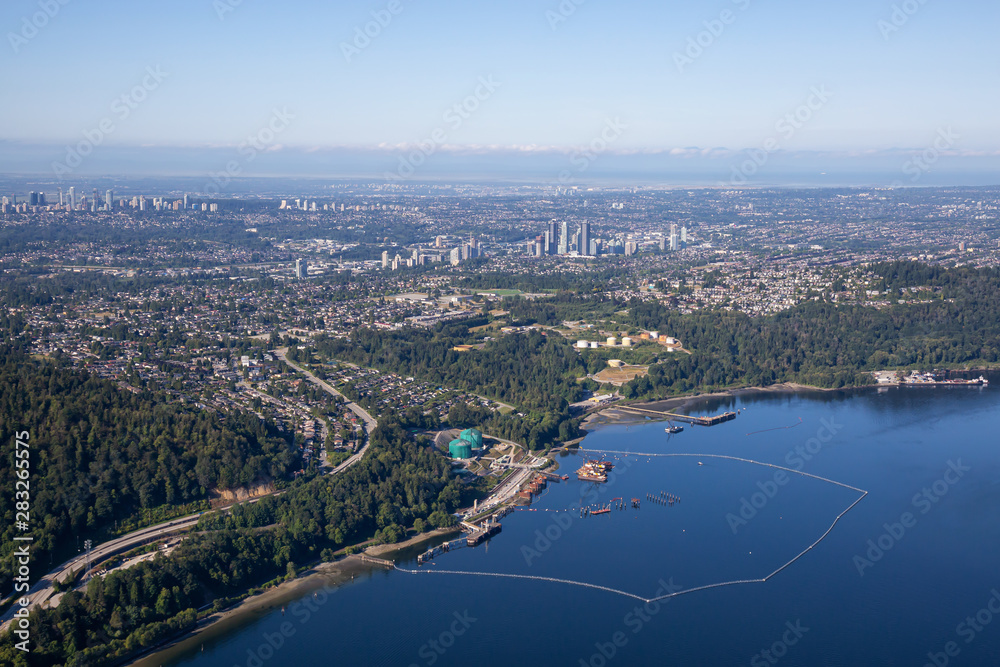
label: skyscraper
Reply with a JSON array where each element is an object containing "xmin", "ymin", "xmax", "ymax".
[
  {"xmin": 29, "ymin": 192, "xmax": 38, "ymax": 206},
  {"xmin": 681, "ymin": 226, "xmax": 688, "ymax": 245},
  {"xmin": 548, "ymin": 220, "xmax": 557, "ymax": 254},
  {"xmin": 58, "ymin": 188, "xmax": 64, "ymax": 206},
  {"xmin": 580, "ymin": 221, "xmax": 591, "ymax": 257},
  {"xmin": 669, "ymin": 224, "xmax": 678, "ymax": 252},
  {"xmin": 105, "ymin": 190, "xmax": 113, "ymax": 210},
  {"xmin": 295, "ymin": 258, "xmax": 307, "ymax": 279},
  {"xmin": 183, "ymin": 194, "xmax": 189, "ymax": 209},
  {"xmin": 382, "ymin": 250, "xmax": 390, "ymax": 268},
  {"xmin": 558, "ymin": 220, "xmax": 569, "ymax": 255},
  {"xmin": 68, "ymin": 187, "xmax": 76, "ymax": 209}
]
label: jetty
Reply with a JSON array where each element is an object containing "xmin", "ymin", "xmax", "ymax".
[
  {"xmin": 359, "ymin": 554, "xmax": 395, "ymax": 568},
  {"xmin": 617, "ymin": 406, "xmax": 737, "ymax": 426}
]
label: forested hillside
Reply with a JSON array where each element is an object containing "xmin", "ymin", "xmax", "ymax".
[
  {"xmin": 3, "ymin": 419, "xmax": 467, "ymax": 667},
  {"xmin": 0, "ymin": 345, "xmax": 298, "ymax": 594},
  {"xmin": 619, "ymin": 262, "xmax": 1000, "ymax": 398}
]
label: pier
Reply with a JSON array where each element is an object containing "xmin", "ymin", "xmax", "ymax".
[
  {"xmin": 616, "ymin": 406, "xmax": 737, "ymax": 426},
  {"xmin": 359, "ymin": 554, "xmax": 395, "ymax": 568},
  {"xmin": 400, "ymin": 450, "xmax": 868, "ymax": 604}
]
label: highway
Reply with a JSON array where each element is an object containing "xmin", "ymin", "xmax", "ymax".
[
  {"xmin": 1, "ymin": 351, "xmax": 378, "ymax": 633},
  {"xmin": 0, "ymin": 514, "xmax": 203, "ymax": 632}
]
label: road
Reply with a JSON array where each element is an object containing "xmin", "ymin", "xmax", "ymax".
[
  {"xmin": 272, "ymin": 348, "xmax": 377, "ymax": 474},
  {"xmin": 0, "ymin": 514, "xmax": 203, "ymax": 631},
  {"xmin": 1, "ymin": 352, "xmax": 378, "ymax": 632}
]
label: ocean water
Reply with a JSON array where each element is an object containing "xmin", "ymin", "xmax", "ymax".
[{"xmin": 153, "ymin": 379, "xmax": 1000, "ymax": 667}]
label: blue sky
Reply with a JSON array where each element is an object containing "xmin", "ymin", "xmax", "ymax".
[{"xmin": 2, "ymin": 0, "xmax": 999, "ymax": 179}]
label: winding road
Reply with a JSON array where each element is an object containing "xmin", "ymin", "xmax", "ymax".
[{"xmin": 1, "ymin": 349, "xmax": 378, "ymax": 633}]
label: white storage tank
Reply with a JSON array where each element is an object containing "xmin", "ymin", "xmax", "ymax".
[
  {"xmin": 607, "ymin": 337, "xmax": 617, "ymax": 346},
  {"xmin": 590, "ymin": 341, "xmax": 600, "ymax": 349},
  {"xmin": 576, "ymin": 340, "xmax": 589, "ymax": 349},
  {"xmin": 622, "ymin": 337, "xmax": 633, "ymax": 347}
]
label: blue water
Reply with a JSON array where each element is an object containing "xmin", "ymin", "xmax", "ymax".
[{"xmin": 153, "ymin": 381, "xmax": 1000, "ymax": 666}]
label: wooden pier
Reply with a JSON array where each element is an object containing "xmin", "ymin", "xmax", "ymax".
[
  {"xmin": 616, "ymin": 406, "xmax": 737, "ymax": 426},
  {"xmin": 359, "ymin": 554, "xmax": 395, "ymax": 568}
]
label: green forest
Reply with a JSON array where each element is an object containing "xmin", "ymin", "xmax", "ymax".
[
  {"xmin": 619, "ymin": 261, "xmax": 1000, "ymax": 398},
  {"xmin": 313, "ymin": 328, "xmax": 586, "ymax": 448},
  {"xmin": 0, "ymin": 419, "xmax": 467, "ymax": 667},
  {"xmin": 0, "ymin": 344, "xmax": 299, "ymax": 595}
]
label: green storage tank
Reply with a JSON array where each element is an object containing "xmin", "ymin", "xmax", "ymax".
[
  {"xmin": 458, "ymin": 428, "xmax": 483, "ymax": 449},
  {"xmin": 449, "ymin": 441, "xmax": 473, "ymax": 459}
]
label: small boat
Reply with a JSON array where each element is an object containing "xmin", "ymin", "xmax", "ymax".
[
  {"xmin": 697, "ymin": 461, "xmax": 704, "ymax": 466},
  {"xmin": 665, "ymin": 425, "xmax": 683, "ymax": 434}
]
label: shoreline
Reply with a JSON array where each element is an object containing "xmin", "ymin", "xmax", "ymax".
[
  {"xmin": 128, "ymin": 527, "xmax": 460, "ymax": 667},
  {"xmin": 580, "ymin": 382, "xmax": 849, "ymax": 430}
]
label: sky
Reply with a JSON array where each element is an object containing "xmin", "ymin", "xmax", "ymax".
[{"xmin": 2, "ymin": 0, "xmax": 999, "ymax": 183}]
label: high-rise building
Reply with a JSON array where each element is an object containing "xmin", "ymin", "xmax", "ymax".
[
  {"xmin": 680, "ymin": 226, "xmax": 688, "ymax": 244},
  {"xmin": 295, "ymin": 258, "xmax": 307, "ymax": 279},
  {"xmin": 580, "ymin": 221, "xmax": 591, "ymax": 257},
  {"xmin": 68, "ymin": 187, "xmax": 76, "ymax": 209},
  {"xmin": 450, "ymin": 247, "xmax": 461, "ymax": 265},
  {"xmin": 29, "ymin": 192, "xmax": 38, "ymax": 206},
  {"xmin": 37, "ymin": 192, "xmax": 46, "ymax": 206},
  {"xmin": 105, "ymin": 190, "xmax": 113, "ymax": 210},
  {"xmin": 381, "ymin": 250, "xmax": 390, "ymax": 268},
  {"xmin": 548, "ymin": 221, "xmax": 557, "ymax": 254},
  {"xmin": 625, "ymin": 241, "xmax": 638, "ymax": 256},
  {"xmin": 558, "ymin": 220, "xmax": 569, "ymax": 255},
  {"xmin": 669, "ymin": 224, "xmax": 678, "ymax": 252},
  {"xmin": 139, "ymin": 197, "xmax": 147, "ymax": 212},
  {"xmin": 183, "ymin": 194, "xmax": 189, "ymax": 209},
  {"xmin": 58, "ymin": 188, "xmax": 64, "ymax": 206}
]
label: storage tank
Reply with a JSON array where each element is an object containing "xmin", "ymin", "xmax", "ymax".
[
  {"xmin": 607, "ymin": 337, "xmax": 617, "ymax": 346},
  {"xmin": 577, "ymin": 340, "xmax": 589, "ymax": 349},
  {"xmin": 622, "ymin": 337, "xmax": 633, "ymax": 347},
  {"xmin": 590, "ymin": 341, "xmax": 599, "ymax": 349}
]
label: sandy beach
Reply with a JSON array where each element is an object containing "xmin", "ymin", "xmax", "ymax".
[{"xmin": 128, "ymin": 527, "xmax": 460, "ymax": 667}]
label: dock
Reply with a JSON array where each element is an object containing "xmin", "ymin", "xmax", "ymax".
[
  {"xmin": 617, "ymin": 406, "xmax": 737, "ymax": 426},
  {"xmin": 465, "ymin": 521, "xmax": 502, "ymax": 547},
  {"xmin": 359, "ymin": 554, "xmax": 395, "ymax": 568}
]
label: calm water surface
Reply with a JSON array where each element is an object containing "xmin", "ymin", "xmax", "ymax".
[{"xmin": 153, "ymin": 379, "xmax": 1000, "ymax": 666}]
